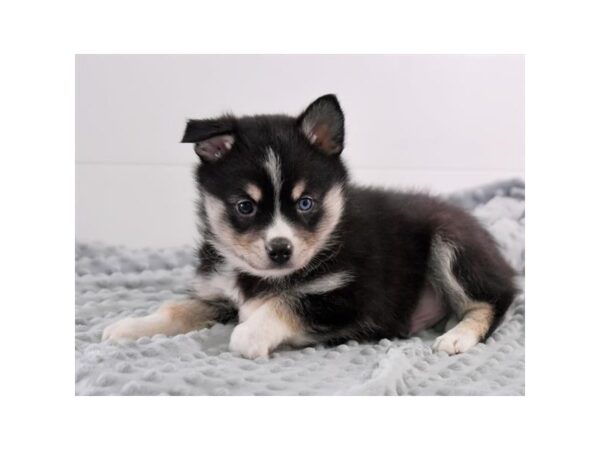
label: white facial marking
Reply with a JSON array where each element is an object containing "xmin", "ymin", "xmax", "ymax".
[
  {"xmin": 201, "ymin": 171, "xmax": 346, "ymax": 279},
  {"xmin": 203, "ymin": 193, "xmax": 297, "ymax": 277},
  {"xmin": 265, "ymin": 214, "xmax": 298, "ymax": 245},
  {"xmin": 264, "ymin": 147, "xmax": 282, "ymax": 206},
  {"xmin": 203, "ymin": 192, "xmax": 267, "ymax": 270},
  {"xmin": 294, "ymin": 272, "xmax": 352, "ymax": 296},
  {"xmin": 263, "ymin": 147, "xmax": 295, "ymax": 255},
  {"xmin": 203, "ymin": 192, "xmax": 226, "ymax": 231}
]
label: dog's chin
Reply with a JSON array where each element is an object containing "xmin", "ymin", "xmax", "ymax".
[
  {"xmin": 218, "ymin": 247, "xmax": 298, "ymax": 278},
  {"xmin": 241, "ymin": 259, "xmax": 301, "ymax": 278},
  {"xmin": 248, "ymin": 265, "xmax": 298, "ymax": 278}
]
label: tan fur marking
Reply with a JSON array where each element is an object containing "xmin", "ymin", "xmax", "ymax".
[
  {"xmin": 296, "ymin": 226, "xmax": 318, "ymax": 247},
  {"xmin": 429, "ymin": 235, "xmax": 498, "ymax": 355},
  {"xmin": 204, "ymin": 193, "xmax": 266, "ymax": 269},
  {"xmin": 292, "ymin": 184, "xmax": 345, "ymax": 264},
  {"xmin": 245, "ymin": 183, "xmax": 262, "ymax": 203},
  {"xmin": 162, "ymin": 299, "xmax": 218, "ymax": 332},
  {"xmin": 203, "ymin": 185, "xmax": 344, "ymax": 278},
  {"xmin": 231, "ymin": 229, "xmax": 262, "ymax": 252},
  {"xmin": 291, "ymin": 180, "xmax": 306, "ymax": 201},
  {"xmin": 270, "ymin": 297, "xmax": 303, "ymax": 334},
  {"xmin": 240, "ymin": 295, "xmax": 301, "ymax": 332},
  {"xmin": 102, "ymin": 299, "xmax": 216, "ymax": 340},
  {"xmin": 432, "ymin": 301, "xmax": 494, "ymax": 354},
  {"xmin": 460, "ymin": 301, "xmax": 495, "ymax": 339}
]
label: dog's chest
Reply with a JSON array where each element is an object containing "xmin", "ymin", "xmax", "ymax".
[{"xmin": 192, "ymin": 267, "xmax": 245, "ymax": 307}]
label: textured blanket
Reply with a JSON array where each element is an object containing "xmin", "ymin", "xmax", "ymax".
[{"xmin": 75, "ymin": 179, "xmax": 525, "ymax": 395}]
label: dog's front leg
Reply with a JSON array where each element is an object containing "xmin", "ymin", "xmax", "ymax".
[
  {"xmin": 229, "ymin": 298, "xmax": 304, "ymax": 359},
  {"xmin": 102, "ymin": 298, "xmax": 233, "ymax": 341}
]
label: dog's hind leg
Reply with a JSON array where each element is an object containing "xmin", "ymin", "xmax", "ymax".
[
  {"xmin": 428, "ymin": 235, "xmax": 506, "ymax": 355},
  {"xmin": 432, "ymin": 301, "xmax": 494, "ymax": 355},
  {"xmin": 102, "ymin": 298, "xmax": 235, "ymax": 341}
]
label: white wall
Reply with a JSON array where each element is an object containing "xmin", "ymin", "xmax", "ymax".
[{"xmin": 76, "ymin": 54, "xmax": 524, "ymax": 247}]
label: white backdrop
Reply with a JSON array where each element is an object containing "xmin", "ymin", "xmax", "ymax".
[{"xmin": 76, "ymin": 55, "xmax": 524, "ymax": 247}]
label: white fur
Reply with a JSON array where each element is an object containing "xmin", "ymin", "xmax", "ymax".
[
  {"xmin": 238, "ymin": 299, "xmax": 267, "ymax": 322},
  {"xmin": 429, "ymin": 235, "xmax": 472, "ymax": 315},
  {"xmin": 301, "ymin": 121, "xmax": 317, "ymax": 143},
  {"xmin": 202, "ymin": 173, "xmax": 345, "ymax": 280},
  {"xmin": 203, "ymin": 193, "xmax": 280, "ymax": 275},
  {"xmin": 265, "ymin": 214, "xmax": 299, "ymax": 246},
  {"xmin": 103, "ymin": 309, "xmax": 176, "ymax": 340},
  {"xmin": 263, "ymin": 148, "xmax": 301, "ymax": 247},
  {"xmin": 294, "ymin": 271, "xmax": 352, "ymax": 295},
  {"xmin": 229, "ymin": 301, "xmax": 303, "ymax": 358},
  {"xmin": 432, "ymin": 323, "xmax": 480, "ymax": 355},
  {"xmin": 192, "ymin": 265, "xmax": 244, "ymax": 307},
  {"xmin": 264, "ymin": 147, "xmax": 282, "ymax": 205},
  {"xmin": 429, "ymin": 235, "xmax": 494, "ymax": 355}
]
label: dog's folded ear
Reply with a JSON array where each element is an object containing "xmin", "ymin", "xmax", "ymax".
[
  {"xmin": 298, "ymin": 94, "xmax": 345, "ymax": 156},
  {"xmin": 181, "ymin": 117, "xmax": 236, "ymax": 163}
]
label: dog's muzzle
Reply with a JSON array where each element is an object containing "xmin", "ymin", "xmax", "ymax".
[{"xmin": 266, "ymin": 237, "xmax": 293, "ymax": 265}]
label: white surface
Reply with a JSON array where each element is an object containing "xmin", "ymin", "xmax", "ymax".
[{"xmin": 76, "ymin": 55, "xmax": 524, "ymax": 246}]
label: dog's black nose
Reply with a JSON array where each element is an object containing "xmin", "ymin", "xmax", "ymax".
[{"xmin": 266, "ymin": 238, "xmax": 293, "ymax": 264}]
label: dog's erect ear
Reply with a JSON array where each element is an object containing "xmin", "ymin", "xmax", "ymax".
[
  {"xmin": 181, "ymin": 118, "xmax": 236, "ymax": 163},
  {"xmin": 298, "ymin": 94, "xmax": 345, "ymax": 156}
]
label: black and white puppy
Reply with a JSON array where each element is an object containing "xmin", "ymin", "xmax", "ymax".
[{"xmin": 103, "ymin": 95, "xmax": 516, "ymax": 359}]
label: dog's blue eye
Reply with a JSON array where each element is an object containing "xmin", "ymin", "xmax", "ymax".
[
  {"xmin": 236, "ymin": 200, "xmax": 256, "ymax": 215},
  {"xmin": 297, "ymin": 196, "xmax": 314, "ymax": 212}
]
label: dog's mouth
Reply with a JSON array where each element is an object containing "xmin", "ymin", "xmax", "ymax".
[
  {"xmin": 239, "ymin": 257, "xmax": 300, "ymax": 278},
  {"xmin": 245, "ymin": 250, "xmax": 303, "ymax": 276},
  {"xmin": 215, "ymin": 241, "xmax": 302, "ymax": 278}
]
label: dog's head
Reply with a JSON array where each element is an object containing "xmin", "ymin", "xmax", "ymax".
[{"xmin": 182, "ymin": 95, "xmax": 348, "ymax": 278}]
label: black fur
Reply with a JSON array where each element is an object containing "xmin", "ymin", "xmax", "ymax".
[{"xmin": 184, "ymin": 94, "xmax": 516, "ymax": 346}]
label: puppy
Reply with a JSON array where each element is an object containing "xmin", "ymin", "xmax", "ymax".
[{"xmin": 103, "ymin": 94, "xmax": 516, "ymax": 359}]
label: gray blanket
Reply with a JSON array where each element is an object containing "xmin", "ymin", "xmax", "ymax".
[{"xmin": 75, "ymin": 179, "xmax": 525, "ymax": 395}]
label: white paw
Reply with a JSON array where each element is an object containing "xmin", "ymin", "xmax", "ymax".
[
  {"xmin": 229, "ymin": 322, "xmax": 270, "ymax": 359},
  {"xmin": 102, "ymin": 317, "xmax": 150, "ymax": 341},
  {"xmin": 432, "ymin": 326, "xmax": 480, "ymax": 355}
]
